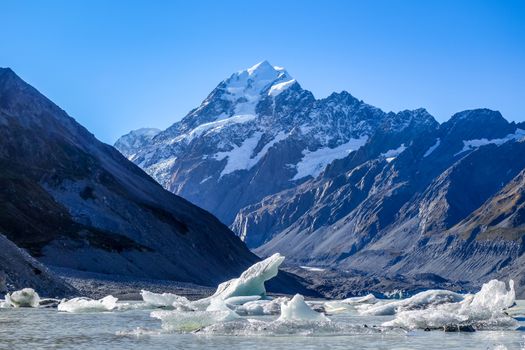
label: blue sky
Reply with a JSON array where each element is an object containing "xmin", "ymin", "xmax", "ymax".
[{"xmin": 1, "ymin": 0, "xmax": 524, "ymax": 143}]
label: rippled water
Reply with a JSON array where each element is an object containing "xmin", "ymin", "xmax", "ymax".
[{"xmin": 1, "ymin": 303, "xmax": 524, "ymax": 349}]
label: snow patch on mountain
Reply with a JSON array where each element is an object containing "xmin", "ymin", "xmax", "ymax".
[
  {"xmin": 424, "ymin": 138, "xmax": 441, "ymax": 157},
  {"xmin": 225, "ymin": 61, "xmax": 293, "ymax": 116},
  {"xmin": 381, "ymin": 144, "xmax": 407, "ymax": 163},
  {"xmin": 456, "ymin": 129, "xmax": 525, "ymax": 156},
  {"xmin": 214, "ymin": 131, "xmax": 288, "ymax": 177},
  {"xmin": 179, "ymin": 114, "xmax": 256, "ymax": 143},
  {"xmin": 268, "ymin": 79, "xmax": 296, "ymax": 97},
  {"xmin": 292, "ymin": 136, "xmax": 369, "ymax": 180}
]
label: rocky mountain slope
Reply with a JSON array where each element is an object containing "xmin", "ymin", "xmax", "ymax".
[
  {"xmin": 117, "ymin": 62, "xmax": 525, "ymax": 295},
  {"xmin": 116, "ymin": 61, "xmax": 437, "ymax": 229},
  {"xmin": 0, "ymin": 67, "xmax": 308, "ymax": 294}
]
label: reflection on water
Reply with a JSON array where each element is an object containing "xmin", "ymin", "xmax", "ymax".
[{"xmin": 0, "ymin": 304, "xmax": 524, "ymax": 350}]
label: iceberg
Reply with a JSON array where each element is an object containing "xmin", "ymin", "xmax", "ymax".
[
  {"xmin": 383, "ymin": 280, "xmax": 517, "ymax": 330},
  {"xmin": 358, "ymin": 289, "xmax": 464, "ymax": 316},
  {"xmin": 58, "ymin": 295, "xmax": 118, "ymax": 313},
  {"xmin": 210, "ymin": 253, "xmax": 285, "ymax": 300},
  {"xmin": 278, "ymin": 294, "xmax": 330, "ymax": 322},
  {"xmin": 140, "ymin": 290, "xmax": 191, "ymax": 308},
  {"xmin": 5, "ymin": 288, "xmax": 40, "ymax": 308}
]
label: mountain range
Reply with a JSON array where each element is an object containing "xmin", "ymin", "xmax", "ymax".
[
  {"xmin": 116, "ymin": 61, "xmax": 525, "ymax": 297},
  {"xmin": 0, "ymin": 67, "xmax": 308, "ymax": 296}
]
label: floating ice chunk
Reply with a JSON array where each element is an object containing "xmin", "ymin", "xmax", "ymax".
[
  {"xmin": 211, "ymin": 253, "xmax": 285, "ymax": 300},
  {"xmin": 57, "ymin": 295, "xmax": 118, "ymax": 313},
  {"xmin": 278, "ymin": 294, "xmax": 330, "ymax": 322},
  {"xmin": 151, "ymin": 309, "xmax": 239, "ymax": 332},
  {"xmin": 382, "ymin": 280, "xmax": 517, "ymax": 330},
  {"xmin": 140, "ymin": 290, "xmax": 190, "ymax": 308},
  {"xmin": 325, "ymin": 294, "xmax": 378, "ymax": 314},
  {"xmin": 207, "ymin": 298, "xmax": 240, "ymax": 321},
  {"xmin": 224, "ymin": 295, "xmax": 261, "ymax": 305},
  {"xmin": 234, "ymin": 297, "xmax": 288, "ymax": 316},
  {"xmin": 5, "ymin": 288, "xmax": 40, "ymax": 307},
  {"xmin": 359, "ymin": 290, "xmax": 464, "ymax": 316}
]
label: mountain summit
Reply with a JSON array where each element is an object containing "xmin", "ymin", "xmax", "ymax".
[{"xmin": 115, "ymin": 62, "xmax": 438, "ymax": 230}]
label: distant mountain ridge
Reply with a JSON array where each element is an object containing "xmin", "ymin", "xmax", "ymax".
[
  {"xmin": 116, "ymin": 61, "xmax": 525, "ymax": 296},
  {"xmin": 116, "ymin": 61, "xmax": 437, "ymax": 229}
]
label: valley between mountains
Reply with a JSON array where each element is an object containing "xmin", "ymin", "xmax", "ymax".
[{"xmin": 116, "ymin": 61, "xmax": 525, "ymax": 297}]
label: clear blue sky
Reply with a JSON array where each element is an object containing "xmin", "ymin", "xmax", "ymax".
[{"xmin": 1, "ymin": 0, "xmax": 524, "ymax": 143}]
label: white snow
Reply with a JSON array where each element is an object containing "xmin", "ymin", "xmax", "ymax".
[
  {"xmin": 381, "ymin": 144, "xmax": 406, "ymax": 163},
  {"xmin": 214, "ymin": 131, "xmax": 287, "ymax": 177},
  {"xmin": 209, "ymin": 253, "xmax": 285, "ymax": 300},
  {"xmin": 140, "ymin": 290, "xmax": 190, "ymax": 308},
  {"xmin": 57, "ymin": 295, "xmax": 118, "ymax": 313},
  {"xmin": 424, "ymin": 138, "xmax": 441, "ymax": 157},
  {"xmin": 299, "ymin": 266, "xmax": 326, "ymax": 272},
  {"xmin": 278, "ymin": 294, "xmax": 330, "ymax": 322},
  {"xmin": 382, "ymin": 280, "xmax": 516, "ymax": 330},
  {"xmin": 225, "ymin": 61, "xmax": 293, "ymax": 116},
  {"xmin": 4, "ymin": 288, "xmax": 40, "ymax": 308},
  {"xmin": 268, "ymin": 79, "xmax": 296, "ymax": 97},
  {"xmin": 456, "ymin": 129, "xmax": 525, "ymax": 156},
  {"xmin": 292, "ymin": 136, "xmax": 368, "ymax": 180},
  {"xmin": 181, "ymin": 114, "xmax": 256, "ymax": 142}
]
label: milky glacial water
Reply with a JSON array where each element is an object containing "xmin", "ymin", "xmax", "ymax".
[{"xmin": 1, "ymin": 302, "xmax": 524, "ymax": 350}]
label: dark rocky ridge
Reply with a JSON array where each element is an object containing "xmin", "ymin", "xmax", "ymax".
[{"xmin": 0, "ymin": 67, "xmax": 310, "ymax": 295}]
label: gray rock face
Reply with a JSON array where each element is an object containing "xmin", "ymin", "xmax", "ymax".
[
  {"xmin": 0, "ymin": 234, "xmax": 74, "ymax": 297},
  {"xmin": 250, "ymin": 110, "xmax": 525, "ymax": 294},
  {"xmin": 0, "ymin": 67, "xmax": 263, "ymax": 289}
]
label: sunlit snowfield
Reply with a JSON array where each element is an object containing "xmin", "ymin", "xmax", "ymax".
[
  {"xmin": 0, "ymin": 304, "xmax": 524, "ymax": 350},
  {"xmin": 2, "ymin": 254, "xmax": 525, "ymax": 349}
]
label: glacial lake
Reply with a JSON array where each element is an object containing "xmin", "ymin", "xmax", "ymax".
[{"xmin": 1, "ymin": 302, "xmax": 524, "ymax": 350}]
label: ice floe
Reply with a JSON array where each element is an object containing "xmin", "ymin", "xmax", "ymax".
[
  {"xmin": 358, "ymin": 289, "xmax": 464, "ymax": 316},
  {"xmin": 4, "ymin": 288, "xmax": 40, "ymax": 308},
  {"xmin": 58, "ymin": 295, "xmax": 118, "ymax": 313},
  {"xmin": 233, "ymin": 297, "xmax": 287, "ymax": 316},
  {"xmin": 140, "ymin": 290, "xmax": 191, "ymax": 309},
  {"xmin": 324, "ymin": 294, "xmax": 378, "ymax": 314},
  {"xmin": 382, "ymin": 280, "xmax": 517, "ymax": 330}
]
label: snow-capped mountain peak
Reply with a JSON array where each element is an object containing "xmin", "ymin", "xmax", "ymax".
[
  {"xmin": 116, "ymin": 62, "xmax": 439, "ymax": 226},
  {"xmin": 223, "ymin": 61, "xmax": 295, "ymax": 115}
]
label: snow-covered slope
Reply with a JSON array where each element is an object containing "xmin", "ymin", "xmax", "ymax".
[{"xmin": 115, "ymin": 61, "xmax": 437, "ymax": 229}]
